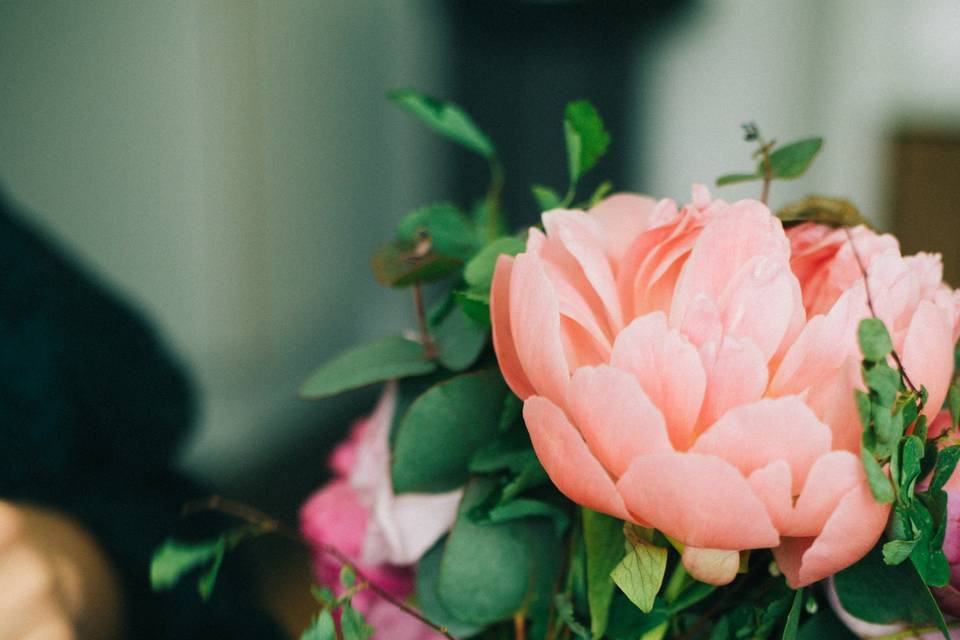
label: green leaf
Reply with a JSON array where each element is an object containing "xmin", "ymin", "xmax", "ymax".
[
  {"xmin": 767, "ymin": 137, "xmax": 823, "ymax": 179},
  {"xmin": 437, "ymin": 480, "xmax": 563, "ymax": 626},
  {"xmin": 340, "ymin": 565, "xmax": 356, "ymax": 589},
  {"xmin": 949, "ymin": 385, "xmax": 960, "ymax": 429},
  {"xmin": 586, "ymin": 180, "xmax": 613, "ymax": 207},
  {"xmin": 468, "ymin": 428, "xmax": 538, "ymax": 475},
  {"xmin": 860, "ymin": 448, "xmax": 894, "ymax": 503},
  {"xmin": 415, "ymin": 540, "xmax": 485, "ymax": 638},
  {"xmin": 932, "ymin": 445, "xmax": 960, "ymax": 492},
  {"xmin": 564, "ymin": 101, "xmax": 610, "ymax": 184},
  {"xmin": 882, "ymin": 538, "xmax": 918, "ymax": 565},
  {"xmin": 782, "ymin": 588, "xmax": 805, "ymax": 640},
  {"xmin": 150, "ymin": 538, "xmax": 222, "ymax": 592},
  {"xmin": 392, "ymin": 369, "xmax": 509, "ymax": 493},
  {"xmin": 452, "ymin": 289, "xmax": 491, "ymax": 327},
  {"xmin": 473, "ymin": 499, "xmax": 570, "ymax": 538},
  {"xmin": 300, "ymin": 337, "xmax": 436, "ymax": 400},
  {"xmin": 582, "ymin": 509, "xmax": 624, "ymax": 639},
  {"xmin": 667, "ymin": 581, "xmax": 716, "ymax": 614},
  {"xmin": 464, "ymin": 236, "xmax": 526, "ymax": 292},
  {"xmin": 370, "ymin": 239, "xmax": 463, "ymax": 287},
  {"xmin": 431, "ymin": 303, "xmax": 487, "ymax": 372},
  {"xmin": 300, "ymin": 609, "xmax": 337, "ymax": 640},
  {"xmin": 716, "ymin": 172, "xmax": 761, "ymax": 186},
  {"xmin": 554, "ymin": 593, "xmax": 591, "ymax": 639},
  {"xmin": 899, "ymin": 435, "xmax": 924, "ymax": 496},
  {"xmin": 396, "ymin": 203, "xmax": 480, "ymax": 262},
  {"xmin": 197, "ymin": 538, "xmax": 227, "ymax": 601},
  {"xmin": 310, "ymin": 585, "xmax": 336, "ymax": 606},
  {"xmin": 834, "ymin": 544, "xmax": 950, "ymax": 639},
  {"xmin": 858, "ymin": 318, "xmax": 894, "ymax": 363},
  {"xmin": 389, "ymin": 89, "xmax": 495, "ymax": 159},
  {"xmin": 340, "ymin": 602, "xmax": 375, "ymax": 640},
  {"xmin": 865, "ymin": 364, "xmax": 902, "ymax": 410},
  {"xmin": 610, "ymin": 539, "xmax": 668, "ymax": 614},
  {"xmin": 532, "ymin": 184, "xmax": 563, "ymax": 211},
  {"xmin": 777, "ymin": 196, "xmax": 870, "ymax": 229},
  {"xmin": 797, "ymin": 606, "xmax": 857, "ymax": 640}
]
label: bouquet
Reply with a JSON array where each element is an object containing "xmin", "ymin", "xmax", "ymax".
[{"xmin": 151, "ymin": 91, "xmax": 960, "ymax": 640}]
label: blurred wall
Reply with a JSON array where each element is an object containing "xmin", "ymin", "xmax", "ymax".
[
  {"xmin": 634, "ymin": 0, "xmax": 960, "ymax": 227},
  {"xmin": 0, "ymin": 1, "xmax": 448, "ymax": 490}
]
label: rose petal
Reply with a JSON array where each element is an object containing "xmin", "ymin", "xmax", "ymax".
[
  {"xmin": 696, "ymin": 335, "xmax": 768, "ymax": 433},
  {"xmin": 491, "ymin": 255, "xmax": 535, "ymax": 399},
  {"xmin": 566, "ymin": 365, "xmax": 672, "ymax": 477},
  {"xmin": 523, "ymin": 396, "xmax": 631, "ymax": 521},
  {"xmin": 588, "ymin": 193, "xmax": 658, "ymax": 263},
  {"xmin": 902, "ymin": 299, "xmax": 954, "ymax": 420},
  {"xmin": 617, "ymin": 452, "xmax": 779, "ymax": 550}
]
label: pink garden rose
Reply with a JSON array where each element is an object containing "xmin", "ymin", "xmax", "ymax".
[
  {"xmin": 491, "ymin": 186, "xmax": 960, "ymax": 587},
  {"xmin": 300, "ymin": 383, "xmax": 461, "ymax": 638}
]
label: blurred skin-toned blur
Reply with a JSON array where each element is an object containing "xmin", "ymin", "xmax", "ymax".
[{"xmin": 1, "ymin": 1, "xmax": 958, "ymax": 636}]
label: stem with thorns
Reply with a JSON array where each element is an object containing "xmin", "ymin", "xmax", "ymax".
[
  {"xmin": 844, "ymin": 228, "xmax": 921, "ymax": 395},
  {"xmin": 182, "ymin": 496, "xmax": 456, "ymax": 640}
]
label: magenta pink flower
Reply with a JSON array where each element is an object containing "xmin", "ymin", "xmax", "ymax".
[
  {"xmin": 491, "ymin": 187, "xmax": 959, "ymax": 586},
  {"xmin": 300, "ymin": 384, "xmax": 460, "ymax": 638}
]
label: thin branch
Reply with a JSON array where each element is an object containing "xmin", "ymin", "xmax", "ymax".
[
  {"xmin": 844, "ymin": 228, "xmax": 921, "ymax": 395},
  {"xmin": 758, "ymin": 141, "xmax": 774, "ymax": 205},
  {"xmin": 485, "ymin": 158, "xmax": 505, "ymax": 242},
  {"xmin": 182, "ymin": 496, "xmax": 456, "ymax": 640},
  {"xmin": 413, "ymin": 281, "xmax": 439, "ymax": 359}
]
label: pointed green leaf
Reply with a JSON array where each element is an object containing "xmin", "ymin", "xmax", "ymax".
[
  {"xmin": 564, "ymin": 101, "xmax": 610, "ymax": 183},
  {"xmin": 340, "ymin": 602, "xmax": 374, "ymax": 640},
  {"xmin": 883, "ymin": 538, "xmax": 919, "ymax": 565},
  {"xmin": 396, "ymin": 203, "xmax": 480, "ymax": 262},
  {"xmin": 782, "ymin": 588, "xmax": 805, "ymax": 640},
  {"xmin": 300, "ymin": 609, "xmax": 337, "ymax": 640},
  {"xmin": 431, "ymin": 303, "xmax": 487, "ymax": 372},
  {"xmin": 586, "ymin": 180, "xmax": 613, "ymax": 207},
  {"xmin": 582, "ymin": 509, "xmax": 624, "ymax": 638},
  {"xmin": 610, "ymin": 539, "xmax": 668, "ymax": 613},
  {"xmin": 150, "ymin": 538, "xmax": 222, "ymax": 592},
  {"xmin": 300, "ymin": 337, "xmax": 436, "ymax": 400},
  {"xmin": 716, "ymin": 172, "xmax": 761, "ymax": 186},
  {"xmin": 767, "ymin": 137, "xmax": 823, "ymax": 179},
  {"xmin": 532, "ymin": 184, "xmax": 563, "ymax": 211},
  {"xmin": 464, "ymin": 236, "xmax": 527, "ymax": 292},
  {"xmin": 932, "ymin": 445, "xmax": 960, "ymax": 492},
  {"xmin": 452, "ymin": 289, "xmax": 491, "ymax": 327},
  {"xmin": 416, "ymin": 540, "xmax": 485, "ymax": 638},
  {"xmin": 554, "ymin": 593, "xmax": 591, "ymax": 639},
  {"xmin": 858, "ymin": 318, "xmax": 893, "ymax": 363},
  {"xmin": 371, "ymin": 238, "xmax": 463, "ymax": 287},
  {"xmin": 389, "ymin": 89, "xmax": 495, "ymax": 159},
  {"xmin": 861, "ymin": 448, "xmax": 894, "ymax": 503}
]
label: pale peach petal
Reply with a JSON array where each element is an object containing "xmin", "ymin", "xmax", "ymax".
[
  {"xmin": 803, "ymin": 356, "xmax": 863, "ymax": 453},
  {"xmin": 617, "ymin": 452, "xmax": 779, "ymax": 550},
  {"xmin": 491, "ymin": 255, "xmax": 535, "ymax": 399},
  {"xmin": 510, "ymin": 253, "xmax": 571, "ymax": 405},
  {"xmin": 716, "ymin": 256, "xmax": 805, "ymax": 361},
  {"xmin": 543, "ymin": 210, "xmax": 624, "ymax": 333},
  {"xmin": 786, "ymin": 451, "xmax": 863, "ymax": 537},
  {"xmin": 523, "ymin": 396, "xmax": 631, "ymax": 520},
  {"xmin": 867, "ymin": 252, "xmax": 920, "ymax": 342},
  {"xmin": 670, "ymin": 200, "xmax": 789, "ymax": 325},
  {"xmin": 772, "ymin": 537, "xmax": 813, "ymax": 589},
  {"xmin": 611, "ymin": 313, "xmax": 706, "ymax": 449},
  {"xmin": 681, "ymin": 547, "xmax": 740, "ymax": 586},
  {"xmin": 677, "ymin": 294, "xmax": 723, "ymax": 348},
  {"xmin": 588, "ymin": 193, "xmax": 658, "ymax": 263},
  {"xmin": 902, "ymin": 300, "xmax": 954, "ymax": 420},
  {"xmin": 779, "ymin": 481, "xmax": 890, "ymax": 587},
  {"xmin": 691, "ymin": 397, "xmax": 831, "ymax": 494},
  {"xmin": 696, "ymin": 336, "xmax": 768, "ymax": 432},
  {"xmin": 566, "ymin": 366, "xmax": 672, "ymax": 477},
  {"xmin": 559, "ymin": 317, "xmax": 609, "ymax": 370},
  {"xmin": 748, "ymin": 461, "xmax": 793, "ymax": 531}
]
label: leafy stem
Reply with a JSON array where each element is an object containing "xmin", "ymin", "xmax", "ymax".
[
  {"xmin": 182, "ymin": 495, "xmax": 455, "ymax": 640},
  {"xmin": 485, "ymin": 158, "xmax": 505, "ymax": 242}
]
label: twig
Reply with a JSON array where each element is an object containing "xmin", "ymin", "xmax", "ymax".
[
  {"xmin": 485, "ymin": 158, "xmax": 504, "ymax": 241},
  {"xmin": 844, "ymin": 228, "xmax": 921, "ymax": 395},
  {"xmin": 513, "ymin": 611, "xmax": 527, "ymax": 640},
  {"xmin": 412, "ymin": 282, "xmax": 439, "ymax": 359},
  {"xmin": 758, "ymin": 141, "xmax": 774, "ymax": 205},
  {"xmin": 182, "ymin": 496, "xmax": 456, "ymax": 640}
]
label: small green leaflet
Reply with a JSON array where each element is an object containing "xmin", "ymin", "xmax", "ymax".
[
  {"xmin": 299, "ymin": 336, "xmax": 436, "ymax": 400},
  {"xmin": 554, "ymin": 593, "xmax": 591, "ymax": 640},
  {"xmin": 389, "ymin": 89, "xmax": 495, "ymax": 159},
  {"xmin": 371, "ymin": 239, "xmax": 463, "ymax": 287},
  {"xmin": 463, "ymin": 236, "xmax": 526, "ymax": 292},
  {"xmin": 340, "ymin": 602, "xmax": 375, "ymax": 640},
  {"xmin": 300, "ymin": 609, "xmax": 337, "ymax": 640},
  {"xmin": 610, "ymin": 537, "xmax": 668, "ymax": 613},
  {"xmin": 582, "ymin": 509, "xmax": 624, "ymax": 638},
  {"xmin": 340, "ymin": 565, "xmax": 356, "ymax": 589},
  {"xmin": 452, "ymin": 289, "xmax": 491, "ymax": 327},
  {"xmin": 532, "ymin": 184, "xmax": 563, "ymax": 211},
  {"xmin": 716, "ymin": 172, "xmax": 762, "ymax": 187},
  {"xmin": 150, "ymin": 528, "xmax": 252, "ymax": 601},
  {"xmin": 860, "ymin": 447, "xmax": 894, "ymax": 503},
  {"xmin": 858, "ymin": 318, "xmax": 894, "ymax": 363},
  {"xmin": 768, "ymin": 138, "xmax": 823, "ymax": 179},
  {"xmin": 396, "ymin": 203, "xmax": 480, "ymax": 262},
  {"xmin": 564, "ymin": 101, "xmax": 610, "ymax": 184},
  {"xmin": 882, "ymin": 537, "xmax": 919, "ymax": 565},
  {"xmin": 782, "ymin": 588, "xmax": 805, "ymax": 640},
  {"xmin": 430, "ymin": 301, "xmax": 487, "ymax": 372},
  {"xmin": 932, "ymin": 445, "xmax": 960, "ymax": 492}
]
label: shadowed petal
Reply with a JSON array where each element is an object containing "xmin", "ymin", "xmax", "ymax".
[
  {"xmin": 902, "ymin": 300, "xmax": 954, "ymax": 420},
  {"xmin": 491, "ymin": 255, "xmax": 535, "ymax": 399}
]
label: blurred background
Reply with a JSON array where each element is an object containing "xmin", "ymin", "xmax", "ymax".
[{"xmin": 1, "ymin": 0, "xmax": 959, "ymax": 632}]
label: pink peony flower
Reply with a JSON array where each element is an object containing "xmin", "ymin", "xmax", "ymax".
[
  {"xmin": 300, "ymin": 383, "xmax": 462, "ymax": 638},
  {"xmin": 491, "ymin": 187, "xmax": 960, "ymax": 587}
]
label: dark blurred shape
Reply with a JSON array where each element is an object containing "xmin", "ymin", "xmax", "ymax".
[
  {"xmin": 446, "ymin": 0, "xmax": 689, "ymax": 226},
  {"xmin": 0, "ymin": 190, "xmax": 283, "ymax": 639},
  {"xmin": 890, "ymin": 129, "xmax": 960, "ymax": 285}
]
